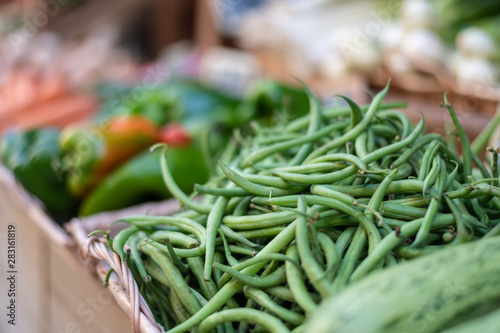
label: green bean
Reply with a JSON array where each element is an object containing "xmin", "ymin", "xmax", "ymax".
[
  {"xmin": 244, "ymin": 173, "xmax": 293, "ymax": 188},
  {"xmin": 367, "ymin": 126, "xmax": 377, "ymax": 155},
  {"xmin": 213, "ymin": 251, "xmax": 225, "ymax": 287},
  {"xmin": 339, "ymin": 95, "xmax": 364, "ymax": 129},
  {"xmin": 318, "ymin": 232, "xmax": 340, "ymax": 281},
  {"xmin": 219, "ymin": 161, "xmax": 306, "ymax": 197},
  {"xmin": 215, "ymin": 263, "xmax": 286, "ymax": 288},
  {"xmin": 390, "ymin": 134, "xmax": 444, "ymax": 169},
  {"xmin": 285, "ymin": 102, "xmax": 406, "ymax": 132},
  {"xmin": 380, "ymin": 202, "xmax": 428, "ymax": 220},
  {"xmin": 165, "ymin": 239, "xmax": 189, "ymax": 274},
  {"xmin": 244, "ymin": 286, "xmax": 305, "ymax": 326},
  {"xmin": 367, "ymin": 168, "xmax": 399, "ymax": 222},
  {"xmin": 488, "ymin": 147, "xmax": 499, "ymax": 187},
  {"xmin": 304, "ymin": 81, "xmax": 391, "ymax": 162},
  {"xmin": 223, "ymin": 210, "xmax": 297, "ymax": 230},
  {"xmin": 413, "ymin": 157, "xmax": 446, "ymax": 247},
  {"xmin": 295, "ymin": 196, "xmax": 331, "ymax": 298},
  {"xmin": 417, "ymin": 140, "xmax": 440, "ymax": 181},
  {"xmin": 220, "ymin": 224, "xmax": 259, "ymax": 248},
  {"xmin": 141, "ymin": 243, "xmax": 202, "ymax": 316},
  {"xmin": 422, "ymin": 156, "xmax": 440, "ymax": 197},
  {"xmin": 444, "ymin": 94, "xmax": 472, "ymax": 181},
  {"xmin": 350, "ymin": 213, "xmax": 455, "ymax": 282},
  {"xmin": 167, "ymin": 217, "xmax": 299, "ymax": 333},
  {"xmin": 395, "ymin": 244, "xmax": 441, "ymax": 258},
  {"xmin": 238, "ymin": 226, "xmax": 286, "ymax": 239},
  {"xmin": 275, "ymin": 117, "xmax": 424, "ymax": 184},
  {"xmin": 307, "ymin": 153, "xmax": 367, "ymax": 172},
  {"xmin": 331, "ymin": 226, "xmax": 367, "ymax": 291},
  {"xmin": 471, "ymin": 106, "xmax": 500, "ymax": 154},
  {"xmin": 148, "ymin": 230, "xmax": 198, "ymax": 248},
  {"xmin": 443, "ymin": 195, "xmax": 470, "ymax": 244},
  {"xmin": 232, "ymin": 196, "xmax": 252, "ymax": 217},
  {"xmin": 127, "ymin": 233, "xmax": 151, "ymax": 283},
  {"xmin": 285, "ymin": 244, "xmax": 318, "ymax": 315},
  {"xmin": 198, "ymin": 308, "xmax": 290, "ymax": 333},
  {"xmin": 444, "ymin": 160, "xmax": 459, "ymax": 191},
  {"xmin": 219, "ymin": 253, "xmax": 301, "ymax": 288},
  {"xmin": 354, "ymin": 132, "xmax": 369, "ymax": 159},
  {"xmin": 484, "ymin": 222, "xmax": 500, "ymax": 238},
  {"xmin": 121, "ymin": 215, "xmax": 206, "ymax": 257},
  {"xmin": 308, "ymin": 219, "xmax": 324, "ymax": 266},
  {"xmin": 186, "ymin": 257, "xmax": 217, "ymax": 300},
  {"xmin": 168, "ymin": 287, "xmax": 192, "ymax": 325},
  {"xmin": 378, "ymin": 110, "xmax": 411, "ymax": 138},
  {"xmin": 264, "ymin": 286, "xmax": 302, "ymax": 303},
  {"xmin": 289, "ymin": 83, "xmax": 322, "ymax": 166},
  {"xmin": 153, "ymin": 144, "xmax": 214, "ymax": 213},
  {"xmin": 240, "ymin": 120, "xmax": 350, "ymax": 168},
  {"xmin": 334, "ymin": 227, "xmax": 356, "ymax": 257},
  {"xmin": 204, "ymin": 196, "xmax": 229, "ymax": 281},
  {"xmin": 195, "ymin": 184, "xmax": 250, "ymax": 197},
  {"xmin": 300, "ymin": 191, "xmax": 380, "ymax": 253},
  {"xmin": 371, "ymin": 123, "xmax": 398, "ymax": 139},
  {"xmin": 112, "ymin": 226, "xmax": 140, "ymax": 262},
  {"xmin": 272, "ymin": 162, "xmax": 348, "ymax": 174},
  {"xmin": 258, "ymin": 133, "xmax": 303, "ymax": 145},
  {"xmin": 323, "ymin": 179, "xmax": 424, "ymax": 197},
  {"xmin": 472, "ymin": 152, "xmax": 492, "ymax": 179},
  {"xmin": 218, "ymin": 229, "xmax": 239, "ymax": 267}
]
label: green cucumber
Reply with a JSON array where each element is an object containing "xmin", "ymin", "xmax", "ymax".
[
  {"xmin": 440, "ymin": 307, "xmax": 500, "ymax": 333},
  {"xmin": 303, "ymin": 237, "xmax": 500, "ymax": 333}
]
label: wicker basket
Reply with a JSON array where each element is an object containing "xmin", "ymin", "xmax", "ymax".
[{"xmin": 66, "ymin": 200, "xmax": 182, "ymax": 333}]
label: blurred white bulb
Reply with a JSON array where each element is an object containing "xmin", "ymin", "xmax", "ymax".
[
  {"xmin": 400, "ymin": 0, "xmax": 436, "ymax": 30},
  {"xmin": 378, "ymin": 23, "xmax": 403, "ymax": 51},
  {"xmin": 400, "ymin": 29, "xmax": 445, "ymax": 63},
  {"xmin": 456, "ymin": 27, "xmax": 496, "ymax": 59},
  {"xmin": 455, "ymin": 57, "xmax": 497, "ymax": 86}
]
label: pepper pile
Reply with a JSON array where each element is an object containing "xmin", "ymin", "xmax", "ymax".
[
  {"xmin": 98, "ymin": 82, "xmax": 500, "ymax": 332},
  {"xmin": 0, "ymin": 78, "xmax": 310, "ymax": 219}
]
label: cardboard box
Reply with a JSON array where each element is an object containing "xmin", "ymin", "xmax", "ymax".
[{"xmin": 0, "ymin": 165, "xmax": 133, "ymax": 333}]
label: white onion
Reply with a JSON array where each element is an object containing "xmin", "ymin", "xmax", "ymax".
[
  {"xmin": 378, "ymin": 23, "xmax": 403, "ymax": 51},
  {"xmin": 456, "ymin": 27, "xmax": 496, "ymax": 59},
  {"xmin": 400, "ymin": 0, "xmax": 436, "ymax": 30},
  {"xmin": 399, "ymin": 28, "xmax": 445, "ymax": 64},
  {"xmin": 455, "ymin": 57, "xmax": 497, "ymax": 86}
]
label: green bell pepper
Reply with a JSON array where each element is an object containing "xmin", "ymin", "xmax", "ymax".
[
  {"xmin": 79, "ymin": 144, "xmax": 209, "ymax": 216},
  {"xmin": 0, "ymin": 128, "xmax": 80, "ymax": 218}
]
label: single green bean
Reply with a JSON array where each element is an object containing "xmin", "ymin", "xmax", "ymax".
[
  {"xmin": 244, "ymin": 286, "xmax": 305, "ymax": 326},
  {"xmin": 198, "ymin": 308, "xmax": 290, "ymax": 333},
  {"xmin": 289, "ymin": 83, "xmax": 322, "ymax": 165},
  {"xmin": 141, "ymin": 243, "xmax": 202, "ymax": 316},
  {"xmin": 285, "ymin": 244, "xmax": 318, "ymax": 315},
  {"xmin": 204, "ymin": 196, "xmax": 229, "ymax": 281},
  {"xmin": 296, "ymin": 196, "xmax": 331, "ymax": 298},
  {"xmin": 214, "ymin": 263, "xmax": 287, "ymax": 288},
  {"xmin": 218, "ymin": 253, "xmax": 301, "ymax": 287},
  {"xmin": 220, "ymin": 161, "xmax": 306, "ymax": 197}
]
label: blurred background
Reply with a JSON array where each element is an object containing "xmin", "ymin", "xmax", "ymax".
[
  {"xmin": 1, "ymin": 0, "xmax": 500, "ymax": 220},
  {"xmin": 1, "ymin": 0, "xmax": 499, "ymax": 132}
]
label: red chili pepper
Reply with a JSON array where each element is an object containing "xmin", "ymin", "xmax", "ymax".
[{"xmin": 159, "ymin": 123, "xmax": 191, "ymax": 147}]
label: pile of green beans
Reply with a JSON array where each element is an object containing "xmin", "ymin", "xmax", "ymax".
[{"xmin": 95, "ymin": 82, "xmax": 500, "ymax": 333}]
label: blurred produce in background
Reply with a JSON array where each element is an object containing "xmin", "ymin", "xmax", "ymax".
[{"xmin": 1, "ymin": 0, "xmax": 500, "ymax": 217}]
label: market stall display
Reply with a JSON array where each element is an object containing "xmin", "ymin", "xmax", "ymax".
[
  {"xmin": 81, "ymin": 82, "xmax": 500, "ymax": 332},
  {"xmin": 1, "ymin": 0, "xmax": 500, "ymax": 332}
]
